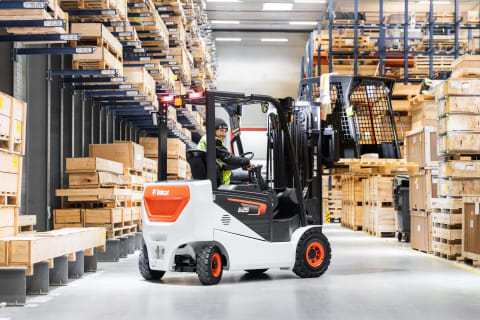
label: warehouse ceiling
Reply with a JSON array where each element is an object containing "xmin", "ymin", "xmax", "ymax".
[{"xmin": 207, "ymin": 0, "xmax": 478, "ymax": 32}]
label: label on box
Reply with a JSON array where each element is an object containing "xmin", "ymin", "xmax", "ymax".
[
  {"xmin": 432, "ymin": 178, "xmax": 438, "ymax": 184},
  {"xmin": 0, "ymin": 96, "xmax": 2, "ymax": 109},
  {"xmin": 16, "ymin": 121, "xmax": 21, "ymax": 133},
  {"xmin": 417, "ymin": 225, "xmax": 421, "ymax": 232},
  {"xmin": 475, "ymin": 203, "xmax": 479, "ymax": 215},
  {"xmin": 470, "ymin": 219, "xmax": 474, "ymax": 228},
  {"xmin": 466, "ymin": 165, "xmax": 475, "ymax": 172},
  {"xmin": 454, "ymin": 162, "xmax": 466, "ymax": 170},
  {"xmin": 413, "ymin": 136, "xmax": 416, "ymax": 144},
  {"xmin": 432, "ymin": 169, "xmax": 439, "ymax": 175},
  {"xmin": 13, "ymin": 157, "xmax": 18, "ymax": 169}
]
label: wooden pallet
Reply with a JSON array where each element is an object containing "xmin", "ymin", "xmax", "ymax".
[
  {"xmin": 66, "ymin": 157, "xmax": 124, "ymax": 175},
  {"xmin": 68, "ymin": 172, "xmax": 122, "ymax": 189},
  {"xmin": 56, "ymin": 188, "xmax": 131, "ymax": 204},
  {"xmin": 60, "ymin": 0, "xmax": 128, "ymax": 20},
  {"xmin": 72, "ymin": 46, "xmax": 123, "ymax": 76},
  {"xmin": 0, "ymin": 227, "xmax": 105, "ymax": 275},
  {"xmin": 17, "ymin": 215, "xmax": 36, "ymax": 233},
  {"xmin": 70, "ymin": 23, "xmax": 123, "ymax": 61},
  {"xmin": 457, "ymin": 253, "xmax": 480, "ymax": 268},
  {"xmin": 333, "ymin": 158, "xmax": 418, "ymax": 175}
]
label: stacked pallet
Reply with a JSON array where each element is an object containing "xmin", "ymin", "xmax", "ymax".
[
  {"xmin": 71, "ymin": 23, "xmax": 124, "ymax": 76},
  {"xmin": 429, "ymin": 76, "xmax": 480, "ymax": 261},
  {"xmin": 0, "ymin": 91, "xmax": 27, "ymax": 238},
  {"xmin": 365, "ymin": 176, "xmax": 396, "ymax": 237},
  {"xmin": 406, "ymin": 124, "xmax": 442, "ymax": 253},
  {"xmin": 327, "ymin": 176, "xmax": 342, "ymax": 223},
  {"xmin": 139, "ymin": 137, "xmax": 190, "ymax": 179},
  {"xmin": 0, "ymin": 0, "xmax": 69, "ymax": 36},
  {"xmin": 340, "ymin": 175, "xmax": 364, "ymax": 231},
  {"xmin": 55, "ymin": 157, "xmax": 138, "ymax": 239}
]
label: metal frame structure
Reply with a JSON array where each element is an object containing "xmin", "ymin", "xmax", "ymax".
[{"xmin": 303, "ymin": 0, "xmax": 480, "ymax": 83}]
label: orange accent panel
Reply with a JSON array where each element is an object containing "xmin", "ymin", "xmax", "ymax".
[
  {"xmin": 227, "ymin": 198, "xmax": 267, "ymax": 215},
  {"xmin": 144, "ymin": 186, "xmax": 190, "ymax": 222}
]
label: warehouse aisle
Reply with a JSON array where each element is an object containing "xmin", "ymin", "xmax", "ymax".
[{"xmin": 1, "ymin": 224, "xmax": 480, "ymax": 320}]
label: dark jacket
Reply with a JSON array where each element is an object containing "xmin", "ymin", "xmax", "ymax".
[{"xmin": 215, "ymin": 138, "xmax": 250, "ymax": 170}]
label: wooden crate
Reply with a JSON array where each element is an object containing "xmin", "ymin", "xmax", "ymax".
[
  {"xmin": 69, "ymin": 172, "xmax": 121, "ymax": 188},
  {"xmin": 409, "ymin": 169, "xmax": 439, "ymax": 211},
  {"xmin": 438, "ymin": 96, "xmax": 480, "ymax": 116},
  {"xmin": 66, "ymin": 157, "xmax": 124, "ymax": 175},
  {"xmin": 72, "ymin": 46, "xmax": 123, "ymax": 76},
  {"xmin": 56, "ymin": 188, "xmax": 131, "ymax": 202},
  {"xmin": 59, "ymin": 0, "xmax": 128, "ymax": 20},
  {"xmin": 0, "ymin": 152, "xmax": 22, "ymax": 207},
  {"xmin": 0, "ymin": 207, "xmax": 17, "ymax": 237},
  {"xmin": 438, "ymin": 178, "xmax": 480, "ymax": 198},
  {"xmin": 436, "ymin": 78, "xmax": 480, "ymax": 100},
  {"xmin": 406, "ymin": 126, "xmax": 442, "ymax": 168},
  {"xmin": 89, "ymin": 142, "xmax": 144, "ymax": 173},
  {"xmin": 0, "ymin": 92, "xmax": 26, "ymax": 155},
  {"xmin": 438, "ymin": 132, "xmax": 480, "ymax": 154},
  {"xmin": 70, "ymin": 23, "xmax": 123, "ymax": 61},
  {"xmin": 409, "ymin": 95, "xmax": 437, "ymax": 130},
  {"xmin": 451, "ymin": 55, "xmax": 480, "ymax": 78},
  {"xmin": 439, "ymin": 114, "xmax": 480, "ymax": 135},
  {"xmin": 440, "ymin": 161, "xmax": 480, "ymax": 178},
  {"xmin": 124, "ymin": 67, "xmax": 156, "ymax": 100},
  {"xmin": 53, "ymin": 209, "xmax": 84, "ymax": 229},
  {"xmin": 411, "ymin": 211, "xmax": 433, "ymax": 253},
  {"xmin": 167, "ymin": 158, "xmax": 187, "ymax": 179}
]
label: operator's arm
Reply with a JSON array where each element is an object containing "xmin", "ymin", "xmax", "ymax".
[{"xmin": 216, "ymin": 139, "xmax": 250, "ymax": 169}]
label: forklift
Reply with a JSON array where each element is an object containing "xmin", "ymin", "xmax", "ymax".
[{"xmin": 139, "ymin": 75, "xmax": 401, "ymax": 285}]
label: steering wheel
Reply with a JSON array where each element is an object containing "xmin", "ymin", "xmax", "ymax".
[{"xmin": 240, "ymin": 152, "xmax": 254, "ymax": 161}]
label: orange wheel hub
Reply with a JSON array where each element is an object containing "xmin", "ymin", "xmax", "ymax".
[
  {"xmin": 306, "ymin": 242, "xmax": 325, "ymax": 267},
  {"xmin": 211, "ymin": 253, "xmax": 222, "ymax": 277}
]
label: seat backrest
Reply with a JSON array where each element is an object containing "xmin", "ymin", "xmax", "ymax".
[{"xmin": 186, "ymin": 149, "xmax": 207, "ymax": 179}]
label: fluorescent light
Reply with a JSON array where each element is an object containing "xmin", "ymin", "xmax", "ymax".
[
  {"xmin": 216, "ymin": 37, "xmax": 242, "ymax": 41},
  {"xmin": 289, "ymin": 21, "xmax": 319, "ymax": 25},
  {"xmin": 208, "ymin": 0, "xmax": 241, "ymax": 2},
  {"xmin": 261, "ymin": 38, "xmax": 289, "ymax": 42},
  {"xmin": 263, "ymin": 3, "xmax": 293, "ymax": 10},
  {"xmin": 294, "ymin": 0, "xmax": 327, "ymax": 3},
  {"xmin": 211, "ymin": 20, "xmax": 240, "ymax": 24},
  {"xmin": 418, "ymin": 1, "xmax": 450, "ymax": 3}
]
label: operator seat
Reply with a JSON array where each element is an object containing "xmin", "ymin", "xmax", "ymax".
[{"xmin": 186, "ymin": 149, "xmax": 207, "ymax": 180}]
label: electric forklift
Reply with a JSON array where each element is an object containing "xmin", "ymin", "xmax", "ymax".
[{"xmin": 139, "ymin": 76, "xmax": 401, "ymax": 285}]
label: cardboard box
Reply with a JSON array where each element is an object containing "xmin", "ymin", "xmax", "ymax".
[
  {"xmin": 406, "ymin": 126, "xmax": 442, "ymax": 168},
  {"xmin": 89, "ymin": 142, "xmax": 144, "ymax": 172},
  {"xmin": 409, "ymin": 169, "xmax": 439, "ymax": 211},
  {"xmin": 410, "ymin": 211, "xmax": 432, "ymax": 253},
  {"xmin": 66, "ymin": 157, "xmax": 124, "ymax": 175}
]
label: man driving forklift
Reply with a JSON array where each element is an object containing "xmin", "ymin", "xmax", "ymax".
[{"xmin": 197, "ymin": 118, "xmax": 254, "ymax": 185}]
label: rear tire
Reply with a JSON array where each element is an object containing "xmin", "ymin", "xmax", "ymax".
[
  {"xmin": 196, "ymin": 245, "xmax": 223, "ymax": 285},
  {"xmin": 139, "ymin": 246, "xmax": 165, "ymax": 281},
  {"xmin": 293, "ymin": 228, "xmax": 331, "ymax": 278},
  {"xmin": 245, "ymin": 269, "xmax": 268, "ymax": 274}
]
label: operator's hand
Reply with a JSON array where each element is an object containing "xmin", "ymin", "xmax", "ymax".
[{"xmin": 246, "ymin": 162, "xmax": 255, "ymax": 171}]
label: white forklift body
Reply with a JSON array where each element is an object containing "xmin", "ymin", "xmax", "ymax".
[{"xmin": 142, "ymin": 179, "xmax": 317, "ymax": 272}]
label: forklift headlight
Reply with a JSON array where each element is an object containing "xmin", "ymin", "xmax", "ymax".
[{"xmin": 144, "ymin": 186, "xmax": 190, "ymax": 222}]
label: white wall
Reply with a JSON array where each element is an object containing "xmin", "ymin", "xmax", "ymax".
[{"xmin": 214, "ymin": 32, "xmax": 309, "ymax": 162}]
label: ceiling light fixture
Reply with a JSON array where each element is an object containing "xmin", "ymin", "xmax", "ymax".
[
  {"xmin": 289, "ymin": 21, "xmax": 319, "ymax": 25},
  {"xmin": 208, "ymin": 0, "xmax": 241, "ymax": 2},
  {"xmin": 262, "ymin": 3, "xmax": 293, "ymax": 10},
  {"xmin": 294, "ymin": 0, "xmax": 327, "ymax": 3},
  {"xmin": 211, "ymin": 20, "xmax": 240, "ymax": 24},
  {"xmin": 261, "ymin": 38, "xmax": 289, "ymax": 42},
  {"xmin": 417, "ymin": 1, "xmax": 451, "ymax": 4},
  {"xmin": 216, "ymin": 37, "xmax": 242, "ymax": 42}
]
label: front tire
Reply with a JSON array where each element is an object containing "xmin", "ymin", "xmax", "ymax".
[
  {"xmin": 139, "ymin": 246, "xmax": 165, "ymax": 281},
  {"xmin": 196, "ymin": 245, "xmax": 223, "ymax": 285},
  {"xmin": 293, "ymin": 228, "xmax": 331, "ymax": 278}
]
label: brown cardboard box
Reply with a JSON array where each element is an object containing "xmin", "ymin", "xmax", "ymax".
[
  {"xmin": 463, "ymin": 200, "xmax": 480, "ymax": 255},
  {"xmin": 409, "ymin": 169, "xmax": 439, "ymax": 211},
  {"xmin": 411, "ymin": 211, "xmax": 432, "ymax": 252},
  {"xmin": 89, "ymin": 142, "xmax": 144, "ymax": 172},
  {"xmin": 406, "ymin": 126, "xmax": 442, "ymax": 168}
]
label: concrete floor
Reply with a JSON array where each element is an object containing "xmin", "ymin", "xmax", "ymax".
[{"xmin": 1, "ymin": 224, "xmax": 480, "ymax": 320}]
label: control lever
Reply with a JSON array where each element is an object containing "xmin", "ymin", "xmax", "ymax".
[{"xmin": 248, "ymin": 165, "xmax": 268, "ymax": 191}]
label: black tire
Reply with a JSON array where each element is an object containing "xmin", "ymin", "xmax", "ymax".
[
  {"xmin": 138, "ymin": 246, "xmax": 165, "ymax": 281},
  {"xmin": 196, "ymin": 245, "xmax": 223, "ymax": 285},
  {"xmin": 293, "ymin": 228, "xmax": 331, "ymax": 278},
  {"xmin": 245, "ymin": 269, "xmax": 268, "ymax": 274}
]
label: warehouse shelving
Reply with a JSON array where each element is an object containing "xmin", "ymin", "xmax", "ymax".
[{"xmin": 305, "ymin": 0, "xmax": 480, "ymax": 83}]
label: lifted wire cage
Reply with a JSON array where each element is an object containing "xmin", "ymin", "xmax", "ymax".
[{"xmin": 297, "ymin": 75, "xmax": 401, "ymax": 159}]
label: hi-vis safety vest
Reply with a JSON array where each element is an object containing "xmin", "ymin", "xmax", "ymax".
[{"xmin": 198, "ymin": 135, "xmax": 231, "ymax": 185}]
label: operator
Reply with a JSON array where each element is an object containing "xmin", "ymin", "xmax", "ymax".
[{"xmin": 198, "ymin": 118, "xmax": 254, "ymax": 185}]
